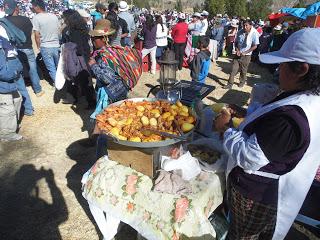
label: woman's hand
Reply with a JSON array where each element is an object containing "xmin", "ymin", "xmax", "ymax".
[
  {"xmin": 88, "ymin": 57, "xmax": 96, "ymax": 66},
  {"xmin": 214, "ymin": 108, "xmax": 232, "ymax": 133}
]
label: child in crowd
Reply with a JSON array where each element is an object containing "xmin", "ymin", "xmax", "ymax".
[{"xmin": 189, "ymin": 36, "xmax": 211, "ymax": 83}]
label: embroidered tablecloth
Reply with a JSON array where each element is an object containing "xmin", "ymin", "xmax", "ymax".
[{"xmin": 82, "ymin": 157, "xmax": 225, "ymax": 240}]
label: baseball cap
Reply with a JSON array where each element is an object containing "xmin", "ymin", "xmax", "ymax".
[
  {"xmin": 259, "ymin": 28, "xmax": 320, "ymax": 65},
  {"xmin": 193, "ymin": 12, "xmax": 201, "ymax": 18},
  {"xmin": 201, "ymin": 10, "xmax": 209, "ymax": 16},
  {"xmin": 3, "ymin": 0, "xmax": 17, "ymax": 15}
]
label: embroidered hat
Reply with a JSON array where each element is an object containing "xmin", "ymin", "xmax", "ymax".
[
  {"xmin": 259, "ymin": 28, "xmax": 320, "ymax": 65},
  {"xmin": 89, "ymin": 19, "xmax": 116, "ymax": 37}
]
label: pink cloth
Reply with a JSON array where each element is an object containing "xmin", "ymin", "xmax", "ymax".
[{"xmin": 315, "ymin": 167, "xmax": 320, "ymax": 182}]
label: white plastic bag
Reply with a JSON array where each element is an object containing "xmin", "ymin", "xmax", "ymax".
[{"xmin": 55, "ymin": 46, "xmax": 66, "ymax": 90}]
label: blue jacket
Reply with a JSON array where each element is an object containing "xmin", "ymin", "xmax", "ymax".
[
  {"xmin": 189, "ymin": 49, "xmax": 211, "ymax": 83},
  {"xmin": 0, "ymin": 37, "xmax": 20, "ymax": 93}
]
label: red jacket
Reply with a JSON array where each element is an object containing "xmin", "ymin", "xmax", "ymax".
[{"xmin": 171, "ymin": 22, "xmax": 188, "ymax": 44}]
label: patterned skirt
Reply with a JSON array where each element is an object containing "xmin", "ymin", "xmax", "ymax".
[{"xmin": 226, "ymin": 184, "xmax": 277, "ymax": 240}]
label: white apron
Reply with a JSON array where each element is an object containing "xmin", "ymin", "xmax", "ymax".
[{"xmin": 225, "ymin": 92, "xmax": 320, "ymax": 240}]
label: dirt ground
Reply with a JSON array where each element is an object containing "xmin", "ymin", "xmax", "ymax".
[{"xmin": 0, "ymin": 58, "xmax": 317, "ymax": 240}]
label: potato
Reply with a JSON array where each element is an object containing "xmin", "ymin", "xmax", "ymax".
[
  {"xmin": 117, "ymin": 135, "xmax": 128, "ymax": 141},
  {"xmin": 180, "ymin": 106, "xmax": 189, "ymax": 113},
  {"xmin": 178, "ymin": 111, "xmax": 189, "ymax": 117},
  {"xmin": 154, "ymin": 112, "xmax": 161, "ymax": 118},
  {"xmin": 110, "ymin": 127, "xmax": 120, "ymax": 136},
  {"xmin": 149, "ymin": 117, "xmax": 157, "ymax": 127},
  {"xmin": 186, "ymin": 116, "xmax": 195, "ymax": 124},
  {"xmin": 141, "ymin": 116, "xmax": 150, "ymax": 126},
  {"xmin": 181, "ymin": 123, "xmax": 195, "ymax": 132},
  {"xmin": 170, "ymin": 104, "xmax": 178, "ymax": 110},
  {"xmin": 150, "ymin": 109, "xmax": 160, "ymax": 115},
  {"xmin": 136, "ymin": 106, "xmax": 145, "ymax": 112},
  {"xmin": 170, "ymin": 109, "xmax": 177, "ymax": 116},
  {"xmin": 137, "ymin": 111, "xmax": 144, "ymax": 117},
  {"xmin": 167, "ymin": 115, "xmax": 175, "ymax": 121},
  {"xmin": 232, "ymin": 117, "xmax": 244, "ymax": 128},
  {"xmin": 176, "ymin": 101, "xmax": 183, "ymax": 107},
  {"xmin": 129, "ymin": 136, "xmax": 142, "ymax": 142},
  {"xmin": 108, "ymin": 118, "xmax": 117, "ymax": 127},
  {"xmin": 162, "ymin": 112, "xmax": 171, "ymax": 119},
  {"xmin": 125, "ymin": 117, "xmax": 133, "ymax": 125},
  {"xmin": 117, "ymin": 119, "xmax": 127, "ymax": 126}
]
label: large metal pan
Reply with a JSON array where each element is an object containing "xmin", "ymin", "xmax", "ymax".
[{"xmin": 99, "ymin": 98, "xmax": 197, "ymax": 148}]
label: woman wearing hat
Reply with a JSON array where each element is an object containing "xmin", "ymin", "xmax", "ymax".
[
  {"xmin": 215, "ymin": 28, "xmax": 320, "ymax": 239},
  {"xmin": 88, "ymin": 19, "xmax": 129, "ymax": 116}
]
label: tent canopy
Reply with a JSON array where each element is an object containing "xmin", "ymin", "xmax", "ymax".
[{"xmin": 281, "ymin": 2, "xmax": 320, "ymax": 19}]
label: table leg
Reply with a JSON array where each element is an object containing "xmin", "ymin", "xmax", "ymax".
[{"xmin": 89, "ymin": 203, "xmax": 120, "ymax": 240}]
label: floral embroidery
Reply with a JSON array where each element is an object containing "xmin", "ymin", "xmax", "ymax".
[
  {"xmin": 174, "ymin": 197, "xmax": 190, "ymax": 223},
  {"xmin": 122, "ymin": 174, "xmax": 141, "ymax": 198},
  {"xmin": 95, "ymin": 187, "xmax": 104, "ymax": 198},
  {"xmin": 143, "ymin": 210, "xmax": 151, "ymax": 221},
  {"xmin": 110, "ymin": 194, "xmax": 119, "ymax": 206},
  {"xmin": 127, "ymin": 202, "xmax": 135, "ymax": 213},
  {"xmin": 156, "ymin": 221, "xmax": 165, "ymax": 230}
]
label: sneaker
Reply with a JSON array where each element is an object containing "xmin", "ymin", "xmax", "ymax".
[
  {"xmin": 238, "ymin": 82, "xmax": 245, "ymax": 88},
  {"xmin": 36, "ymin": 90, "xmax": 45, "ymax": 97},
  {"xmin": 0, "ymin": 133, "xmax": 23, "ymax": 141},
  {"xmin": 222, "ymin": 84, "xmax": 232, "ymax": 89}
]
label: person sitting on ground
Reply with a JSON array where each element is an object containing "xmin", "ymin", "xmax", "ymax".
[{"xmin": 189, "ymin": 36, "xmax": 211, "ymax": 83}]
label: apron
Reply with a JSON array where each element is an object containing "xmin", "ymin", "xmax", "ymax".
[{"xmin": 225, "ymin": 92, "xmax": 320, "ymax": 240}]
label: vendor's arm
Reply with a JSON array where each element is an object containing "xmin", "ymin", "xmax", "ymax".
[{"xmin": 223, "ymin": 106, "xmax": 309, "ymax": 172}]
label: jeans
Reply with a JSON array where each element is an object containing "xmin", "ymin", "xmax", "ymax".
[
  {"xmin": 16, "ymin": 76, "xmax": 34, "ymax": 115},
  {"xmin": 40, "ymin": 47, "xmax": 60, "ymax": 82},
  {"xmin": 18, "ymin": 48, "xmax": 42, "ymax": 94},
  {"xmin": 123, "ymin": 37, "xmax": 132, "ymax": 47},
  {"xmin": 141, "ymin": 46, "xmax": 157, "ymax": 74}
]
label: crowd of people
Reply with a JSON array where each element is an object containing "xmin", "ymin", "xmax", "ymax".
[{"xmin": 1, "ymin": 1, "xmax": 320, "ymax": 239}]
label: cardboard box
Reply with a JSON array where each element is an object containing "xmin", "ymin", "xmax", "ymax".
[{"xmin": 107, "ymin": 142, "xmax": 161, "ymax": 178}]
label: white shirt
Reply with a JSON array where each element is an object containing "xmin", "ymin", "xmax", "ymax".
[
  {"xmin": 156, "ymin": 23, "xmax": 168, "ymax": 47},
  {"xmin": 236, "ymin": 27, "xmax": 259, "ymax": 56},
  {"xmin": 200, "ymin": 19, "xmax": 208, "ymax": 36}
]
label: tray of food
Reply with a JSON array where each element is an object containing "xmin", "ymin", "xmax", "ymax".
[{"xmin": 96, "ymin": 98, "xmax": 197, "ymax": 148}]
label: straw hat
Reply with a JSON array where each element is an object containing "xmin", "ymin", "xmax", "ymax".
[{"xmin": 89, "ymin": 19, "xmax": 116, "ymax": 37}]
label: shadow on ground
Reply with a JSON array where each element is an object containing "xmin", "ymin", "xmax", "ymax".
[
  {"xmin": 208, "ymin": 89, "xmax": 251, "ymax": 107},
  {"xmin": 66, "ymin": 138, "xmax": 102, "ymax": 239},
  {"xmin": 0, "ymin": 163, "xmax": 68, "ymax": 240}
]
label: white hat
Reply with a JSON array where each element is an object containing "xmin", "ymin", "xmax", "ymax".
[
  {"xmin": 178, "ymin": 12, "xmax": 185, "ymax": 19},
  {"xmin": 230, "ymin": 19, "xmax": 238, "ymax": 28},
  {"xmin": 119, "ymin": 1, "xmax": 129, "ymax": 12},
  {"xmin": 193, "ymin": 12, "xmax": 201, "ymax": 18},
  {"xmin": 77, "ymin": 9, "xmax": 90, "ymax": 18},
  {"xmin": 258, "ymin": 20, "xmax": 265, "ymax": 26},
  {"xmin": 274, "ymin": 24, "xmax": 282, "ymax": 31},
  {"xmin": 201, "ymin": 10, "xmax": 209, "ymax": 16},
  {"xmin": 259, "ymin": 28, "xmax": 320, "ymax": 65}
]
